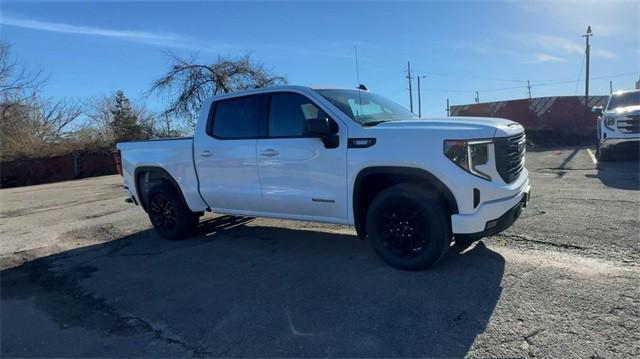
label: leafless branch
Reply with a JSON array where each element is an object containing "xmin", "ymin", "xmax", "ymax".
[{"xmin": 148, "ymin": 52, "xmax": 286, "ymax": 125}]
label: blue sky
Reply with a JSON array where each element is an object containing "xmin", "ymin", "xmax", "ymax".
[{"xmin": 1, "ymin": 0, "xmax": 638, "ymax": 117}]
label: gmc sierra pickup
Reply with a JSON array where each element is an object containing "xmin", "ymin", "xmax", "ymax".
[
  {"xmin": 592, "ymin": 89, "xmax": 640, "ymax": 161},
  {"xmin": 117, "ymin": 86, "xmax": 530, "ymax": 270}
]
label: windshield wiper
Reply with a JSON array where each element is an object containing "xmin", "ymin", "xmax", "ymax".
[{"xmin": 362, "ymin": 120, "xmax": 391, "ymax": 127}]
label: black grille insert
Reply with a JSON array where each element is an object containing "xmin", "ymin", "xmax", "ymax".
[
  {"xmin": 495, "ymin": 132, "xmax": 526, "ymax": 183},
  {"xmin": 617, "ymin": 115, "xmax": 640, "ymax": 133}
]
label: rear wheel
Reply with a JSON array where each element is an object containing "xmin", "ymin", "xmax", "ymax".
[
  {"xmin": 366, "ymin": 183, "xmax": 451, "ymax": 270},
  {"xmin": 147, "ymin": 184, "xmax": 199, "ymax": 240}
]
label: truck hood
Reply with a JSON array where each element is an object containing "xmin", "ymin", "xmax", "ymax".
[
  {"xmin": 371, "ymin": 117, "xmax": 523, "ymax": 138},
  {"xmin": 605, "ymin": 105, "xmax": 640, "ymax": 115}
]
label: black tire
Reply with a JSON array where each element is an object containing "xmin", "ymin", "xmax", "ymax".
[
  {"xmin": 597, "ymin": 145, "xmax": 612, "ymax": 162},
  {"xmin": 355, "ymin": 223, "xmax": 367, "ymax": 240},
  {"xmin": 366, "ymin": 183, "xmax": 452, "ymax": 270},
  {"xmin": 146, "ymin": 184, "xmax": 199, "ymax": 240}
]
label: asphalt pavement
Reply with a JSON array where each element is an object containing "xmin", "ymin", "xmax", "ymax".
[{"xmin": 1, "ymin": 146, "xmax": 638, "ymax": 358}]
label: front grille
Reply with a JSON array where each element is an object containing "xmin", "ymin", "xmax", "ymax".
[
  {"xmin": 617, "ymin": 115, "xmax": 640, "ymax": 133},
  {"xmin": 495, "ymin": 132, "xmax": 526, "ymax": 183}
]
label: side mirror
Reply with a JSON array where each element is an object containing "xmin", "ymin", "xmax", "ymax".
[
  {"xmin": 303, "ymin": 118, "xmax": 339, "ymax": 149},
  {"xmin": 303, "ymin": 118, "xmax": 337, "ymax": 137},
  {"xmin": 591, "ymin": 106, "xmax": 603, "ymax": 116}
]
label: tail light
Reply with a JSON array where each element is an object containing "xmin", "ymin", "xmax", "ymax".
[{"xmin": 113, "ymin": 149, "xmax": 123, "ymax": 176}]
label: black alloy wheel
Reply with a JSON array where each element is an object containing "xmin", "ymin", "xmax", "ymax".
[
  {"xmin": 377, "ymin": 205, "xmax": 430, "ymax": 258},
  {"xmin": 366, "ymin": 183, "xmax": 451, "ymax": 270},
  {"xmin": 146, "ymin": 184, "xmax": 199, "ymax": 240},
  {"xmin": 149, "ymin": 194, "xmax": 178, "ymax": 230}
]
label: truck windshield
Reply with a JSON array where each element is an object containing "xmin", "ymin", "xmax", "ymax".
[
  {"xmin": 606, "ymin": 91, "xmax": 640, "ymax": 110},
  {"xmin": 316, "ymin": 89, "xmax": 417, "ymax": 125}
]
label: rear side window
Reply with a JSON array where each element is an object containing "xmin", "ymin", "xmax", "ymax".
[
  {"xmin": 268, "ymin": 93, "xmax": 327, "ymax": 137},
  {"xmin": 211, "ymin": 95, "xmax": 261, "ymax": 138}
]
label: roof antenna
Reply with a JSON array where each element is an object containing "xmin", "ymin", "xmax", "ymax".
[
  {"xmin": 354, "ymin": 46, "xmax": 361, "ymax": 87},
  {"xmin": 354, "ymin": 46, "xmax": 365, "ymax": 118},
  {"xmin": 354, "ymin": 46, "xmax": 368, "ymax": 91}
]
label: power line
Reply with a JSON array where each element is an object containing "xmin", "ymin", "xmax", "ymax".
[
  {"xmin": 532, "ymin": 72, "xmax": 637, "ymax": 86},
  {"xmin": 419, "ymin": 72, "xmax": 638, "ymax": 94},
  {"xmin": 424, "ymin": 72, "xmax": 526, "ymax": 83},
  {"xmin": 422, "ymin": 71, "xmax": 628, "ymax": 86}
]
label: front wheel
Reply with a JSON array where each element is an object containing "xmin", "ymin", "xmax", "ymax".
[
  {"xmin": 147, "ymin": 184, "xmax": 199, "ymax": 240},
  {"xmin": 597, "ymin": 145, "xmax": 612, "ymax": 162},
  {"xmin": 366, "ymin": 184, "xmax": 452, "ymax": 270}
]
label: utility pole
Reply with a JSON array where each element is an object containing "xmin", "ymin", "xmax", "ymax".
[
  {"xmin": 417, "ymin": 76, "xmax": 422, "ymax": 117},
  {"xmin": 583, "ymin": 25, "xmax": 593, "ymax": 110},
  {"xmin": 527, "ymin": 80, "xmax": 532, "ymax": 100},
  {"xmin": 609, "ymin": 80, "xmax": 613, "ymax": 94},
  {"xmin": 446, "ymin": 98, "xmax": 450, "ymax": 116},
  {"xmin": 406, "ymin": 61, "xmax": 414, "ymax": 112},
  {"xmin": 475, "ymin": 91, "xmax": 480, "ymax": 104}
]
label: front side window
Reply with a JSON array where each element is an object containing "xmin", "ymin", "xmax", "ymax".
[
  {"xmin": 211, "ymin": 95, "xmax": 261, "ymax": 138},
  {"xmin": 317, "ymin": 89, "xmax": 416, "ymax": 125},
  {"xmin": 268, "ymin": 93, "xmax": 327, "ymax": 137}
]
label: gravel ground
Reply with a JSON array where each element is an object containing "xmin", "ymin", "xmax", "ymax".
[{"xmin": 1, "ymin": 147, "xmax": 639, "ymax": 358}]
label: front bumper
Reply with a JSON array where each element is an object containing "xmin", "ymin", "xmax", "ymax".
[
  {"xmin": 600, "ymin": 137, "xmax": 640, "ymax": 150},
  {"xmin": 451, "ymin": 184, "xmax": 530, "ymax": 237}
]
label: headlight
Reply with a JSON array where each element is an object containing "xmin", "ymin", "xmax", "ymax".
[
  {"xmin": 604, "ymin": 117, "xmax": 616, "ymax": 130},
  {"xmin": 444, "ymin": 139, "xmax": 491, "ymax": 180}
]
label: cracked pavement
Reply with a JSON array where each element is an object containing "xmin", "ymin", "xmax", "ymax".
[{"xmin": 1, "ymin": 147, "xmax": 639, "ymax": 358}]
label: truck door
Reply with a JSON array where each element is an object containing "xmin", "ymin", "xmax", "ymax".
[
  {"xmin": 193, "ymin": 94, "xmax": 263, "ymax": 213},
  {"xmin": 256, "ymin": 91, "xmax": 348, "ymax": 221}
]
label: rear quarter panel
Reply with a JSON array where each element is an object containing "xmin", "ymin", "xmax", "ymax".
[{"xmin": 117, "ymin": 138, "xmax": 209, "ymax": 212}]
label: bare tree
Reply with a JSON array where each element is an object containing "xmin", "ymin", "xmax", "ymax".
[
  {"xmin": 149, "ymin": 53, "xmax": 286, "ymax": 125},
  {"xmin": 0, "ymin": 41, "xmax": 45, "ymax": 100},
  {"xmin": 86, "ymin": 91, "xmax": 182, "ymax": 142},
  {"xmin": 0, "ymin": 96, "xmax": 82, "ymax": 159},
  {"xmin": 85, "ymin": 95, "xmax": 116, "ymax": 141},
  {"xmin": 32, "ymin": 98, "xmax": 83, "ymax": 143},
  {"xmin": 153, "ymin": 113, "xmax": 185, "ymax": 138}
]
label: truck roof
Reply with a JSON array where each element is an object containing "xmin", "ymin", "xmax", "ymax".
[{"xmin": 205, "ymin": 85, "xmax": 366, "ymax": 102}]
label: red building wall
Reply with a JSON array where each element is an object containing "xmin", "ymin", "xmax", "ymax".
[
  {"xmin": 450, "ymin": 95, "xmax": 608, "ymax": 144},
  {"xmin": 1, "ymin": 152, "xmax": 117, "ymax": 188}
]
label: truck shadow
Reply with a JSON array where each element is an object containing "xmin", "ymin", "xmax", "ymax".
[
  {"xmin": 2, "ymin": 215, "xmax": 505, "ymax": 357},
  {"xmin": 589, "ymin": 151, "xmax": 640, "ymax": 190}
]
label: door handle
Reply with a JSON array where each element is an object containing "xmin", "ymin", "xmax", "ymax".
[
  {"xmin": 200, "ymin": 150, "xmax": 212, "ymax": 157},
  {"xmin": 260, "ymin": 149, "xmax": 279, "ymax": 157}
]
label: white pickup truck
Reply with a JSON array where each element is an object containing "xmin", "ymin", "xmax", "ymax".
[
  {"xmin": 117, "ymin": 86, "xmax": 530, "ymax": 270},
  {"xmin": 593, "ymin": 89, "xmax": 640, "ymax": 161}
]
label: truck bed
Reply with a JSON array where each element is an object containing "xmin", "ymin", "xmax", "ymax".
[{"xmin": 116, "ymin": 137, "xmax": 208, "ymax": 212}]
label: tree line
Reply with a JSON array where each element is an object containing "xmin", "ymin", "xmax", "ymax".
[{"xmin": 0, "ymin": 42, "xmax": 286, "ymax": 161}]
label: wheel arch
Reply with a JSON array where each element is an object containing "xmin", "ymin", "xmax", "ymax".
[
  {"xmin": 352, "ymin": 166, "xmax": 459, "ymax": 238},
  {"xmin": 134, "ymin": 166, "xmax": 190, "ymax": 213}
]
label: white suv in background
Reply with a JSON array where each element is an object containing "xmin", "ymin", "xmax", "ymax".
[{"xmin": 593, "ymin": 89, "xmax": 640, "ymax": 161}]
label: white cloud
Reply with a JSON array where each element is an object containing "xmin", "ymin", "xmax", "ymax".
[
  {"xmin": 522, "ymin": 53, "xmax": 568, "ymax": 64},
  {"xmin": 453, "ymin": 41, "xmax": 521, "ymax": 58},
  {"xmin": 0, "ymin": 15, "xmax": 363, "ymax": 60},
  {"xmin": 0, "ymin": 15, "xmax": 209, "ymax": 51},
  {"xmin": 529, "ymin": 34, "xmax": 583, "ymax": 55},
  {"xmin": 593, "ymin": 48, "xmax": 616, "ymax": 59},
  {"xmin": 590, "ymin": 23, "xmax": 613, "ymax": 37},
  {"xmin": 528, "ymin": 33, "xmax": 617, "ymax": 59}
]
